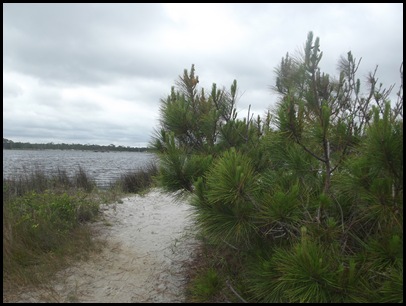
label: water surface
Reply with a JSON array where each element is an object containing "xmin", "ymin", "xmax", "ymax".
[{"xmin": 3, "ymin": 149, "xmax": 157, "ymax": 189}]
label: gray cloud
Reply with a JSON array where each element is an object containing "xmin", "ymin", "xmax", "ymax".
[{"xmin": 3, "ymin": 3, "xmax": 403, "ymax": 147}]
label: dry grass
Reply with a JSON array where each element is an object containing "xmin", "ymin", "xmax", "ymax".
[{"xmin": 3, "ymin": 223, "xmax": 106, "ymax": 302}]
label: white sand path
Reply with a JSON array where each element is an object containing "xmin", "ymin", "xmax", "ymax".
[{"xmin": 11, "ymin": 188, "xmax": 199, "ymax": 303}]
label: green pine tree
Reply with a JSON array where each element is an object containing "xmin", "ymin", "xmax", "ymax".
[{"xmin": 150, "ymin": 32, "xmax": 402, "ymax": 303}]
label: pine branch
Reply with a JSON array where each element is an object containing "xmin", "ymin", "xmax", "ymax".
[{"xmin": 226, "ymin": 279, "xmax": 248, "ymax": 303}]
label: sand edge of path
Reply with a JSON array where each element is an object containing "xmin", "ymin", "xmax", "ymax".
[{"xmin": 7, "ymin": 188, "xmax": 199, "ymax": 303}]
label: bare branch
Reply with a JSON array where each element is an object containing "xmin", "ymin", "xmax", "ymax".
[{"xmin": 226, "ymin": 280, "xmax": 248, "ymax": 303}]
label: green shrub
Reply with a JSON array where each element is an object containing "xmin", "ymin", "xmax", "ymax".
[
  {"xmin": 189, "ymin": 267, "xmax": 222, "ymax": 302},
  {"xmin": 6, "ymin": 191, "xmax": 98, "ymax": 252},
  {"xmin": 246, "ymin": 236, "xmax": 341, "ymax": 303},
  {"xmin": 192, "ymin": 148, "xmax": 259, "ymax": 248}
]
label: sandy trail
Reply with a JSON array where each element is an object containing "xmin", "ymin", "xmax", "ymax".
[{"xmin": 10, "ymin": 188, "xmax": 198, "ymax": 303}]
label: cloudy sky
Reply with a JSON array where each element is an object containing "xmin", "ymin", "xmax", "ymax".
[{"xmin": 3, "ymin": 3, "xmax": 403, "ymax": 147}]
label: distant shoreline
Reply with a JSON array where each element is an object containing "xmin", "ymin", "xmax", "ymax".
[
  {"xmin": 3, "ymin": 138, "xmax": 150, "ymax": 152},
  {"xmin": 3, "ymin": 148, "xmax": 151, "ymax": 152}
]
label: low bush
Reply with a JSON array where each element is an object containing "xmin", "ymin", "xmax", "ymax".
[{"xmin": 3, "ymin": 167, "xmax": 100, "ymax": 295}]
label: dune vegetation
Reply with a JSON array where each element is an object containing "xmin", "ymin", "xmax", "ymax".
[
  {"xmin": 3, "ymin": 163, "xmax": 157, "ymax": 298},
  {"xmin": 150, "ymin": 31, "xmax": 403, "ymax": 303}
]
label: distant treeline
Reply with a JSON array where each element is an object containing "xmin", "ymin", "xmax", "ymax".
[{"xmin": 3, "ymin": 138, "xmax": 149, "ymax": 152}]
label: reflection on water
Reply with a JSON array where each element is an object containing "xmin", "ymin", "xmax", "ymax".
[{"xmin": 3, "ymin": 149, "xmax": 158, "ymax": 189}]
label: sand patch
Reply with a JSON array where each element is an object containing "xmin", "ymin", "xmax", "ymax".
[{"xmin": 7, "ymin": 188, "xmax": 198, "ymax": 303}]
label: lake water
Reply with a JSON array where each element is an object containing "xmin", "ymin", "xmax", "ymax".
[{"xmin": 3, "ymin": 149, "xmax": 158, "ymax": 189}]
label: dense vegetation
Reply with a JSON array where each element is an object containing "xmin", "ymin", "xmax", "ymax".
[
  {"xmin": 150, "ymin": 32, "xmax": 403, "ymax": 302},
  {"xmin": 3, "ymin": 138, "xmax": 149, "ymax": 152}
]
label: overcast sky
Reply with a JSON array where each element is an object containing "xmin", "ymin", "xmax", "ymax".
[{"xmin": 3, "ymin": 3, "xmax": 403, "ymax": 147}]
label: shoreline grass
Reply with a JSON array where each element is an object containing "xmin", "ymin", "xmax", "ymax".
[{"xmin": 3, "ymin": 164, "xmax": 158, "ymax": 301}]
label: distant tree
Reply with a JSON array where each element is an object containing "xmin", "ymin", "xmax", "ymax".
[{"xmin": 2, "ymin": 139, "xmax": 146, "ymax": 152}]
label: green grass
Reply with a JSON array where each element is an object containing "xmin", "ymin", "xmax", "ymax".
[{"xmin": 3, "ymin": 164, "xmax": 157, "ymax": 301}]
